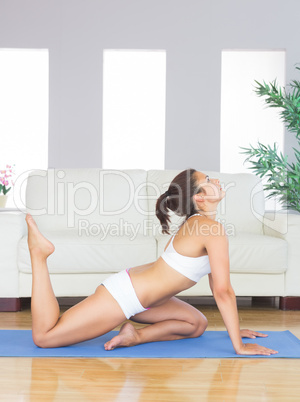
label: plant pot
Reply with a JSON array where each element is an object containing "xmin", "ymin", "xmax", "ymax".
[{"xmin": 0, "ymin": 195, "xmax": 8, "ymax": 208}]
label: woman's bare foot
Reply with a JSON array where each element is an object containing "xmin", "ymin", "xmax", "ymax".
[
  {"xmin": 26, "ymin": 214, "xmax": 55, "ymax": 258},
  {"xmin": 104, "ymin": 322, "xmax": 140, "ymax": 351}
]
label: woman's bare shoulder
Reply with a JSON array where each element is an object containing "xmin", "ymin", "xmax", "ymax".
[
  {"xmin": 174, "ymin": 216, "xmax": 227, "ymax": 257},
  {"xmin": 183, "ymin": 215, "xmax": 226, "ymax": 238}
]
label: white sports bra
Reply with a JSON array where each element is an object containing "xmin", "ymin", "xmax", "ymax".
[{"xmin": 161, "ymin": 214, "xmax": 211, "ymax": 282}]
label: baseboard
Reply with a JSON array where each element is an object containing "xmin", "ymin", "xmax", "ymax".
[
  {"xmin": 0, "ymin": 297, "xmax": 87, "ymax": 311},
  {"xmin": 1, "ymin": 296, "xmax": 296, "ymax": 311}
]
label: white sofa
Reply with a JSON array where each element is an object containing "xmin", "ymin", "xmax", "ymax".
[{"xmin": 1, "ymin": 168, "xmax": 300, "ymax": 311}]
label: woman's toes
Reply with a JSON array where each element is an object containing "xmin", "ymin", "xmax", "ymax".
[{"xmin": 104, "ymin": 323, "xmax": 140, "ymax": 351}]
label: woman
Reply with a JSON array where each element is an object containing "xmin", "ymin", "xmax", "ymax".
[{"xmin": 26, "ymin": 169, "xmax": 277, "ymax": 355}]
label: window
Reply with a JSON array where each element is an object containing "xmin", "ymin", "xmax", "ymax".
[
  {"xmin": 220, "ymin": 50, "xmax": 285, "ymax": 174},
  {"xmin": 220, "ymin": 50, "xmax": 286, "ymax": 210},
  {"xmin": 0, "ymin": 49, "xmax": 49, "ymax": 208},
  {"xmin": 102, "ymin": 50, "xmax": 166, "ymax": 170}
]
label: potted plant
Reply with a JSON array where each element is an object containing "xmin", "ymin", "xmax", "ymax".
[
  {"xmin": 241, "ymin": 66, "xmax": 300, "ymax": 213},
  {"xmin": 0, "ymin": 165, "xmax": 14, "ymax": 208}
]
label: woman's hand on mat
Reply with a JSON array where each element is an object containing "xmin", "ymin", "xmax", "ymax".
[
  {"xmin": 240, "ymin": 329, "xmax": 268, "ymax": 339},
  {"xmin": 236, "ymin": 343, "xmax": 278, "ymax": 356}
]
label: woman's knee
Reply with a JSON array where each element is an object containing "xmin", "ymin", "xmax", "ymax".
[
  {"xmin": 32, "ymin": 330, "xmax": 53, "ymax": 348},
  {"xmin": 190, "ymin": 311, "xmax": 208, "ymax": 337},
  {"xmin": 32, "ymin": 331, "xmax": 46, "ymax": 348}
]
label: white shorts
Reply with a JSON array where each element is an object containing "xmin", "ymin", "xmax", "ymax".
[{"xmin": 102, "ymin": 269, "xmax": 148, "ymax": 319}]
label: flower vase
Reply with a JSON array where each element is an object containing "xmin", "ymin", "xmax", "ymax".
[{"xmin": 0, "ymin": 195, "xmax": 8, "ymax": 208}]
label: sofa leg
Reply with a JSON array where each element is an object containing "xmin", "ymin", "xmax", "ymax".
[
  {"xmin": 0, "ymin": 298, "xmax": 22, "ymax": 312},
  {"xmin": 279, "ymin": 297, "xmax": 300, "ymax": 311}
]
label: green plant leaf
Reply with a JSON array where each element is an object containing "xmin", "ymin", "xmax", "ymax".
[{"xmin": 241, "ymin": 65, "xmax": 300, "ymax": 212}]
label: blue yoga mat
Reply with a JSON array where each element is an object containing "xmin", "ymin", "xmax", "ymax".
[{"xmin": 0, "ymin": 330, "xmax": 299, "ymax": 358}]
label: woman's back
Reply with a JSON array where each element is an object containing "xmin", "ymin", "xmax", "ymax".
[{"xmin": 160, "ymin": 214, "xmax": 211, "ymax": 282}]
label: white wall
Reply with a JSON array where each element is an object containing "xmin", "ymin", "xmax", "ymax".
[{"xmin": 0, "ymin": 0, "xmax": 299, "ymax": 170}]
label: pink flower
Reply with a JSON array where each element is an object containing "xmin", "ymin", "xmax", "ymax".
[{"xmin": 0, "ymin": 165, "xmax": 14, "ymax": 193}]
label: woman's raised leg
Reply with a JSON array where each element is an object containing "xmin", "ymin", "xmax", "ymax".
[
  {"xmin": 26, "ymin": 214, "xmax": 60, "ymax": 344},
  {"xmin": 26, "ymin": 214, "xmax": 127, "ymax": 348},
  {"xmin": 104, "ymin": 297, "xmax": 208, "ymax": 350}
]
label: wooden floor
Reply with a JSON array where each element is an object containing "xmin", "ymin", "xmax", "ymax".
[{"xmin": 0, "ymin": 298, "xmax": 300, "ymax": 401}]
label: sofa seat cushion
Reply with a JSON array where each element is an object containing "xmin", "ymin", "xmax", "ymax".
[
  {"xmin": 156, "ymin": 233, "xmax": 287, "ymax": 274},
  {"xmin": 18, "ymin": 232, "xmax": 157, "ymax": 274},
  {"xmin": 228, "ymin": 233, "xmax": 287, "ymax": 274}
]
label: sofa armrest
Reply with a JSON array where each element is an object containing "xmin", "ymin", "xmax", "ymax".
[
  {"xmin": 263, "ymin": 212, "xmax": 300, "ymax": 296},
  {"xmin": 0, "ymin": 212, "xmax": 26, "ymax": 297}
]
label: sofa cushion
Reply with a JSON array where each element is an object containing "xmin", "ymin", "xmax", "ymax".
[
  {"xmin": 18, "ymin": 232, "xmax": 156, "ymax": 274},
  {"xmin": 26, "ymin": 169, "xmax": 149, "ymax": 235},
  {"xmin": 156, "ymin": 233, "xmax": 287, "ymax": 274},
  {"xmin": 147, "ymin": 170, "xmax": 265, "ymax": 236},
  {"xmin": 228, "ymin": 233, "xmax": 287, "ymax": 274}
]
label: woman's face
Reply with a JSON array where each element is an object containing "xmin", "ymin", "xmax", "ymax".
[{"xmin": 194, "ymin": 171, "xmax": 225, "ymax": 202}]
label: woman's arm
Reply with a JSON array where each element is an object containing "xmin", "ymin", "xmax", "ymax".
[{"xmin": 204, "ymin": 223, "xmax": 277, "ymax": 356}]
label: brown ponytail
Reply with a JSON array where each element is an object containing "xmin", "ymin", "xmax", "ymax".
[{"xmin": 155, "ymin": 168, "xmax": 199, "ymax": 234}]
